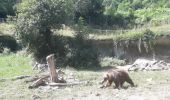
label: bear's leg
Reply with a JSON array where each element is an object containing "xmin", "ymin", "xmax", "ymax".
[
  {"xmin": 106, "ymin": 80, "xmax": 112, "ymax": 87},
  {"xmin": 114, "ymin": 81, "xmax": 121, "ymax": 89},
  {"xmin": 126, "ymin": 78, "xmax": 134, "ymax": 87}
]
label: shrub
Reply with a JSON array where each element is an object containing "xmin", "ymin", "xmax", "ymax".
[
  {"xmin": 0, "ymin": 35, "xmax": 18, "ymax": 52},
  {"xmin": 100, "ymin": 57, "xmax": 126, "ymax": 67},
  {"xmin": 67, "ymin": 32, "xmax": 100, "ymax": 69}
]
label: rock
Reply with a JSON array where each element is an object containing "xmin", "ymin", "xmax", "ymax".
[
  {"xmin": 128, "ymin": 58, "xmax": 170, "ymax": 71},
  {"xmin": 38, "ymin": 86, "xmax": 52, "ymax": 92},
  {"xmin": 95, "ymin": 93, "xmax": 101, "ymax": 96},
  {"xmin": 0, "ymin": 78, "xmax": 7, "ymax": 82},
  {"xmin": 31, "ymin": 95, "xmax": 41, "ymax": 100}
]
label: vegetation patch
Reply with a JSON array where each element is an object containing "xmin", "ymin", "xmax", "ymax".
[
  {"xmin": 0, "ymin": 23, "xmax": 15, "ymax": 36},
  {"xmin": 0, "ymin": 54, "xmax": 35, "ymax": 78},
  {"xmin": 0, "ymin": 35, "xmax": 18, "ymax": 52},
  {"xmin": 100, "ymin": 57, "xmax": 126, "ymax": 67}
]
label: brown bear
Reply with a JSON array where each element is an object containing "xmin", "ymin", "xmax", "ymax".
[{"xmin": 101, "ymin": 69, "xmax": 134, "ymax": 89}]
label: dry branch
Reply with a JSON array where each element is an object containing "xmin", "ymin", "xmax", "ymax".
[
  {"xmin": 25, "ymin": 76, "xmax": 40, "ymax": 83},
  {"xmin": 28, "ymin": 75, "xmax": 49, "ymax": 89},
  {"xmin": 11, "ymin": 75, "xmax": 31, "ymax": 81}
]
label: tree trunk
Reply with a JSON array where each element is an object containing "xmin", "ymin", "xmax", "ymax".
[{"xmin": 46, "ymin": 54, "xmax": 58, "ymax": 83}]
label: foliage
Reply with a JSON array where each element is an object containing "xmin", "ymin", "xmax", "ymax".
[
  {"xmin": 134, "ymin": 7, "xmax": 170, "ymax": 25},
  {"xmin": 2, "ymin": 0, "xmax": 170, "ymax": 28},
  {"xmin": 112, "ymin": 29, "xmax": 155, "ymax": 42},
  {"xmin": 0, "ymin": 35, "xmax": 18, "ymax": 52},
  {"xmin": 65, "ymin": 18, "xmax": 100, "ymax": 69},
  {"xmin": 0, "ymin": 0, "xmax": 16, "ymax": 18},
  {"xmin": 100, "ymin": 57, "xmax": 126, "ymax": 67},
  {"xmin": 74, "ymin": 0, "xmax": 104, "ymax": 25},
  {"xmin": 73, "ymin": 0, "xmax": 170, "ymax": 28},
  {"xmin": 16, "ymin": 0, "xmax": 74, "ymax": 60},
  {"xmin": 101, "ymin": 0, "xmax": 170, "ymax": 28},
  {"xmin": 67, "ymin": 32, "xmax": 100, "ymax": 69}
]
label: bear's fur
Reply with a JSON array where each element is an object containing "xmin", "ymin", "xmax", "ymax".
[{"xmin": 101, "ymin": 69, "xmax": 134, "ymax": 89}]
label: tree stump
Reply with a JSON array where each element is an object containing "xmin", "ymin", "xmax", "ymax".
[{"xmin": 46, "ymin": 54, "xmax": 58, "ymax": 83}]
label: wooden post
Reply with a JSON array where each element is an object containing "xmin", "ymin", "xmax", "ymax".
[{"xmin": 46, "ymin": 54, "xmax": 58, "ymax": 83}]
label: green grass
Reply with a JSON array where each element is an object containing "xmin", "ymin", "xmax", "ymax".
[
  {"xmin": 87, "ymin": 24, "xmax": 170, "ymax": 41},
  {"xmin": 0, "ymin": 54, "xmax": 34, "ymax": 78},
  {"xmin": 1, "ymin": 69, "xmax": 170, "ymax": 99},
  {"xmin": 112, "ymin": 31, "xmax": 143, "ymax": 41},
  {"xmin": 0, "ymin": 55, "xmax": 170, "ymax": 99}
]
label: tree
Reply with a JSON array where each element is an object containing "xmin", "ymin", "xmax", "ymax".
[
  {"xmin": 74, "ymin": 0, "xmax": 104, "ymax": 25},
  {"xmin": 16, "ymin": 0, "xmax": 74, "ymax": 59}
]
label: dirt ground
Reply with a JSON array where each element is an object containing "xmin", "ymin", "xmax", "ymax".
[{"xmin": 1, "ymin": 70, "xmax": 170, "ymax": 100}]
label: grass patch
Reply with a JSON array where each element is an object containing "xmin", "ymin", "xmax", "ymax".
[
  {"xmin": 0, "ymin": 23, "xmax": 15, "ymax": 36},
  {"xmin": 0, "ymin": 54, "xmax": 170, "ymax": 99},
  {"xmin": 112, "ymin": 31, "xmax": 143, "ymax": 41},
  {"xmin": 100, "ymin": 57, "xmax": 126, "ymax": 67},
  {"xmin": 0, "ymin": 54, "xmax": 35, "ymax": 78},
  {"xmin": 88, "ymin": 24, "xmax": 170, "ymax": 41},
  {"xmin": 1, "ymin": 69, "xmax": 170, "ymax": 99}
]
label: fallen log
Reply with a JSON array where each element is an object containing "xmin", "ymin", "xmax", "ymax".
[
  {"xmin": 11, "ymin": 75, "xmax": 31, "ymax": 81},
  {"xmin": 28, "ymin": 75, "xmax": 50, "ymax": 89},
  {"xmin": 25, "ymin": 76, "xmax": 40, "ymax": 83},
  {"xmin": 49, "ymin": 81, "xmax": 89, "ymax": 86}
]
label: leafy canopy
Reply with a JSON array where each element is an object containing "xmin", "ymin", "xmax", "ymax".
[{"xmin": 16, "ymin": 0, "xmax": 74, "ymax": 59}]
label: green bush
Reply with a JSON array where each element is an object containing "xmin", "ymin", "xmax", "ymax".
[
  {"xmin": 67, "ymin": 32, "xmax": 100, "ymax": 69},
  {"xmin": 100, "ymin": 57, "xmax": 126, "ymax": 67},
  {"xmin": 0, "ymin": 35, "xmax": 18, "ymax": 52}
]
